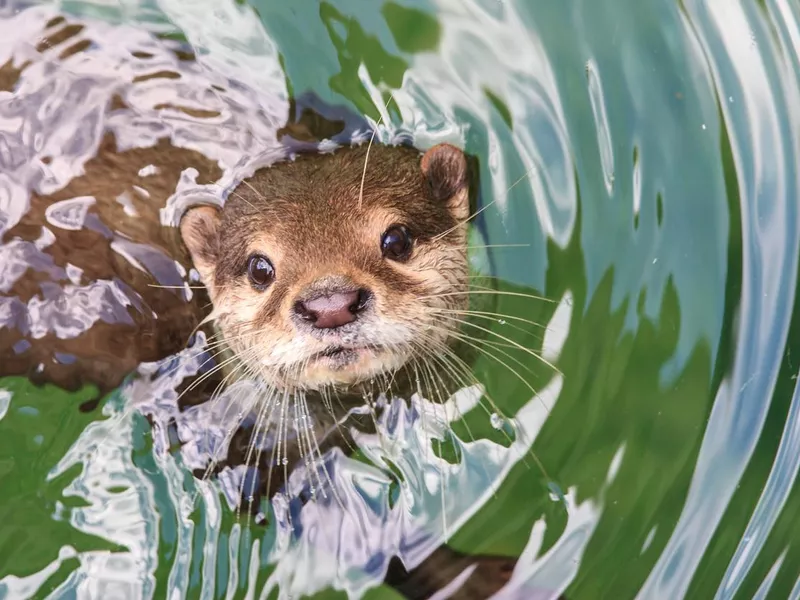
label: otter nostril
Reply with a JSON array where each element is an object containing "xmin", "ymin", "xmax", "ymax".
[
  {"xmin": 349, "ymin": 289, "xmax": 371, "ymax": 314},
  {"xmin": 293, "ymin": 300, "xmax": 317, "ymax": 323}
]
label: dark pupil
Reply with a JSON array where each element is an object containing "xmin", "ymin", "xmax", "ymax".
[
  {"xmin": 248, "ymin": 256, "xmax": 273, "ymax": 286},
  {"xmin": 382, "ymin": 226, "xmax": 411, "ymax": 259}
]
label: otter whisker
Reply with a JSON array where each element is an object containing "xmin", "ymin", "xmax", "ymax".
[
  {"xmin": 429, "ymin": 312, "xmax": 543, "ymax": 350},
  {"xmin": 263, "ymin": 390, "xmax": 288, "ymax": 519},
  {"xmin": 279, "ymin": 391, "xmax": 297, "ymax": 533},
  {"xmin": 464, "ymin": 243, "xmax": 531, "ymax": 250},
  {"xmin": 300, "ymin": 393, "xmax": 345, "ymax": 509},
  {"xmin": 413, "ymin": 358, "xmax": 435, "ymax": 463},
  {"xmin": 241, "ymin": 386, "xmax": 278, "ymax": 520},
  {"xmin": 433, "ymin": 306, "xmax": 554, "ymax": 333},
  {"xmin": 432, "ymin": 162, "xmax": 538, "ymax": 242},
  {"xmin": 357, "ymin": 92, "xmax": 394, "ymax": 210},
  {"xmin": 191, "ymin": 346, "xmax": 265, "ymax": 494},
  {"xmin": 449, "ymin": 316, "xmax": 560, "ymax": 375},
  {"xmin": 416, "ymin": 322, "xmax": 548, "ymax": 414},
  {"xmin": 436, "ymin": 323, "xmax": 551, "ymax": 413},
  {"xmin": 416, "ymin": 344, "xmax": 500, "ymax": 502},
  {"xmin": 414, "ymin": 332, "xmax": 553, "ymax": 480},
  {"xmin": 293, "ymin": 393, "xmax": 314, "ymax": 498},
  {"xmin": 416, "ymin": 344, "xmax": 472, "ymax": 431},
  {"xmin": 85, "ymin": 326, "xmax": 252, "ymax": 471},
  {"xmin": 174, "ymin": 348, "xmax": 247, "ymax": 405},
  {"xmin": 408, "ymin": 332, "xmax": 516, "ymax": 444},
  {"xmin": 416, "ymin": 289, "xmax": 556, "ymax": 304},
  {"xmin": 320, "ymin": 386, "xmax": 357, "ymax": 455},
  {"xmin": 418, "ymin": 309, "xmax": 560, "ymax": 376},
  {"xmin": 152, "ymin": 313, "xmax": 256, "ymax": 385},
  {"xmin": 146, "ymin": 284, "xmax": 209, "ymax": 289},
  {"xmin": 404, "ymin": 350, "xmax": 474, "ymax": 542},
  {"xmin": 230, "ymin": 188, "xmax": 264, "ymax": 214}
]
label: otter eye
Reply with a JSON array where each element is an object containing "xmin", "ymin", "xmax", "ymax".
[
  {"xmin": 246, "ymin": 254, "xmax": 274, "ymax": 289},
  {"xmin": 381, "ymin": 225, "xmax": 413, "ymax": 261}
]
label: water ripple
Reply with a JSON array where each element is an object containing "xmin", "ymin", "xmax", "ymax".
[{"xmin": 637, "ymin": 0, "xmax": 800, "ymax": 596}]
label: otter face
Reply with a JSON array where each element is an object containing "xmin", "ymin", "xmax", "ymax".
[{"xmin": 180, "ymin": 143, "xmax": 470, "ymax": 392}]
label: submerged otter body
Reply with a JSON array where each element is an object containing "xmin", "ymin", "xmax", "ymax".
[{"xmin": 0, "ymin": 11, "xmax": 544, "ymax": 600}]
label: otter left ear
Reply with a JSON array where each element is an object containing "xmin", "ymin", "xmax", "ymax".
[
  {"xmin": 180, "ymin": 204, "xmax": 221, "ymax": 290},
  {"xmin": 421, "ymin": 143, "xmax": 470, "ymax": 221}
]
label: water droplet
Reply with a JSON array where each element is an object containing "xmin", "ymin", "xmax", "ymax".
[
  {"xmin": 282, "ymin": 457, "xmax": 288, "ymax": 465},
  {"xmin": 490, "ymin": 413, "xmax": 504, "ymax": 429},
  {"xmin": 255, "ymin": 512, "xmax": 266, "ymax": 524},
  {"xmin": 498, "ymin": 319, "xmax": 506, "ymax": 325},
  {"xmin": 701, "ymin": 123, "xmax": 706, "ymax": 130},
  {"xmin": 547, "ymin": 481, "xmax": 565, "ymax": 503}
]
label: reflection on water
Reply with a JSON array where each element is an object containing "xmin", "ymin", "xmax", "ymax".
[{"xmin": 1, "ymin": 0, "xmax": 800, "ymax": 598}]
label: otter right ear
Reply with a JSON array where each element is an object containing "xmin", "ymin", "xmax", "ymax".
[
  {"xmin": 180, "ymin": 205, "xmax": 220, "ymax": 286},
  {"xmin": 421, "ymin": 143, "xmax": 470, "ymax": 221}
]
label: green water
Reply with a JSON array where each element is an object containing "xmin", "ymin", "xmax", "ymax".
[{"xmin": 2, "ymin": 0, "xmax": 800, "ymax": 598}]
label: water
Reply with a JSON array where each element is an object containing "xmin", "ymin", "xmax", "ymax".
[{"xmin": 1, "ymin": 0, "xmax": 799, "ymax": 598}]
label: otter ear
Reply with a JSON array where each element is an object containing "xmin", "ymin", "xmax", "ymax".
[
  {"xmin": 421, "ymin": 143, "xmax": 469, "ymax": 221},
  {"xmin": 180, "ymin": 205, "xmax": 220, "ymax": 287}
]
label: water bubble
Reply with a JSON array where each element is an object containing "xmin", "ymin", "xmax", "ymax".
[
  {"xmin": 547, "ymin": 481, "xmax": 566, "ymax": 504},
  {"xmin": 282, "ymin": 457, "xmax": 288, "ymax": 465}
]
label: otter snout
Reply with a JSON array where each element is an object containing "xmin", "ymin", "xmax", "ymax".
[{"xmin": 293, "ymin": 286, "xmax": 372, "ymax": 329}]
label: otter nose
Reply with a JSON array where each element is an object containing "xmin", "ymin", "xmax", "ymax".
[{"xmin": 294, "ymin": 289, "xmax": 369, "ymax": 329}]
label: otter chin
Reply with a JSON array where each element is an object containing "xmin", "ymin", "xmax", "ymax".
[{"xmin": 180, "ymin": 142, "xmax": 471, "ymax": 394}]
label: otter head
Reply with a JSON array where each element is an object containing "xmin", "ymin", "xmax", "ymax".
[{"xmin": 180, "ymin": 143, "xmax": 470, "ymax": 393}]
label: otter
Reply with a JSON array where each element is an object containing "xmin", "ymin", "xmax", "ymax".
[
  {"xmin": 179, "ymin": 141, "xmax": 471, "ymax": 397},
  {"xmin": 0, "ymin": 12, "xmax": 550, "ymax": 600}
]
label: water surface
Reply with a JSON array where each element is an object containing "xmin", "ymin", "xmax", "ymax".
[{"xmin": 1, "ymin": 0, "xmax": 800, "ymax": 598}]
